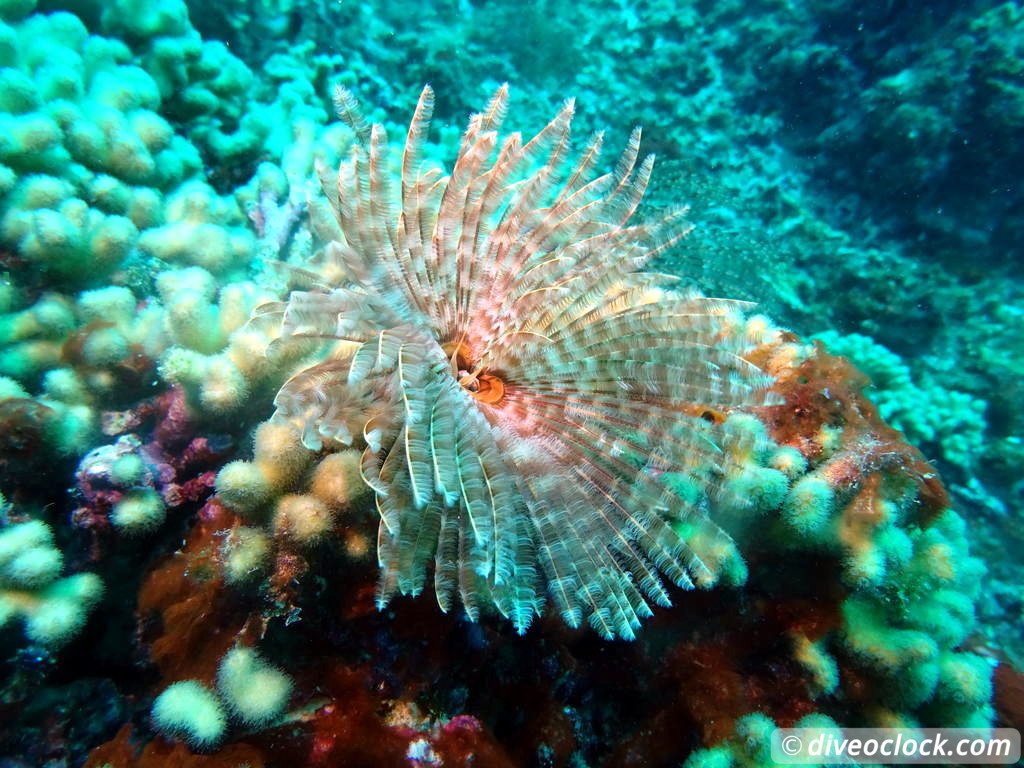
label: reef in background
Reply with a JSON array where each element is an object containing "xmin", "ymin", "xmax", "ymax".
[{"xmin": 0, "ymin": 0, "xmax": 1019, "ymax": 764}]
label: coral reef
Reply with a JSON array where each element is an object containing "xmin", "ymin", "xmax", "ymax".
[
  {"xmin": 68, "ymin": 332, "xmax": 1000, "ymax": 767},
  {"xmin": 812, "ymin": 331, "xmax": 987, "ymax": 478},
  {"xmin": 27, "ymin": 94, "xmax": 986, "ymax": 763},
  {"xmin": 0, "ymin": 0, "xmax": 1017, "ymax": 764}
]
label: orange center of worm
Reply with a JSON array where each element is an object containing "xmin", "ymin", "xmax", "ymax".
[{"xmin": 443, "ymin": 341, "xmax": 506, "ymax": 405}]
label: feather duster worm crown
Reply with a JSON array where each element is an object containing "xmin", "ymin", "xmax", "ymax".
[{"xmin": 258, "ymin": 85, "xmax": 778, "ymax": 639}]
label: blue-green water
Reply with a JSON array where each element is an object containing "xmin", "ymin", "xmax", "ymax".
[{"xmin": 0, "ymin": 0, "xmax": 1020, "ymax": 764}]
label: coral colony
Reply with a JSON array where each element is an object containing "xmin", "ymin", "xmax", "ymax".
[{"xmin": 0, "ymin": 0, "xmax": 1019, "ymax": 765}]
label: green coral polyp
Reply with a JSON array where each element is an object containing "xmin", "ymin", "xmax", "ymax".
[
  {"xmin": 216, "ymin": 646, "xmax": 293, "ymax": 727},
  {"xmin": 781, "ymin": 474, "xmax": 834, "ymax": 537},
  {"xmin": 724, "ymin": 464, "xmax": 789, "ymax": 513},
  {"xmin": 792, "ymin": 633, "xmax": 839, "ymax": 694},
  {"xmin": 0, "ymin": 520, "xmax": 103, "ymax": 647},
  {"xmin": 111, "ymin": 488, "xmax": 166, "ymax": 535},
  {"xmin": 843, "ymin": 597, "xmax": 938, "ymax": 671},
  {"xmin": 151, "ymin": 680, "xmax": 227, "ymax": 749}
]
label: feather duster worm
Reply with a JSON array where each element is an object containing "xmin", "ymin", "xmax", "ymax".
[{"xmin": 257, "ymin": 85, "xmax": 778, "ymax": 639}]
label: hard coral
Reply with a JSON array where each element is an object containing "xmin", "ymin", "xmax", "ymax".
[
  {"xmin": 151, "ymin": 679, "xmax": 226, "ymax": 749},
  {"xmin": 755, "ymin": 343, "xmax": 950, "ymax": 519},
  {"xmin": 0, "ymin": 519, "xmax": 103, "ymax": 647},
  {"xmin": 259, "ymin": 85, "xmax": 778, "ymax": 640},
  {"xmin": 83, "ymin": 333, "xmax": 994, "ymax": 765}
]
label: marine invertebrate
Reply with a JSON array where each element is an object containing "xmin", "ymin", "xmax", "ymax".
[
  {"xmin": 217, "ymin": 645, "xmax": 294, "ymax": 727},
  {"xmin": 151, "ymin": 679, "xmax": 227, "ymax": 748},
  {"xmin": 0, "ymin": 519, "xmax": 103, "ymax": 647},
  {"xmin": 259, "ymin": 85, "xmax": 777, "ymax": 639},
  {"xmin": 110, "ymin": 487, "xmax": 166, "ymax": 534}
]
